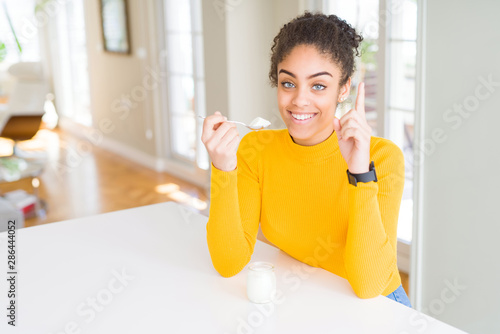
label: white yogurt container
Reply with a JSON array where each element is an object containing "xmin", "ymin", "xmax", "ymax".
[
  {"xmin": 247, "ymin": 262, "xmax": 276, "ymax": 303},
  {"xmin": 249, "ymin": 117, "xmax": 271, "ymax": 129}
]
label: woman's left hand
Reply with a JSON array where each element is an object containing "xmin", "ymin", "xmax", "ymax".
[{"xmin": 332, "ymin": 82, "xmax": 372, "ymax": 174}]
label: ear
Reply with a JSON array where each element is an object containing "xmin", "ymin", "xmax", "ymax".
[{"xmin": 338, "ymin": 77, "xmax": 352, "ymax": 102}]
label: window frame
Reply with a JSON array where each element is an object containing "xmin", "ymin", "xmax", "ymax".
[
  {"xmin": 161, "ymin": 0, "xmax": 209, "ymax": 170},
  {"xmin": 318, "ymin": 0, "xmax": 420, "ymax": 272}
]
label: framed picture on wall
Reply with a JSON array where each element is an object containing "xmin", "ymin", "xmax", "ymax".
[{"xmin": 100, "ymin": 0, "xmax": 131, "ymax": 54}]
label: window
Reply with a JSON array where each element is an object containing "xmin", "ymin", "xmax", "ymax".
[
  {"xmin": 51, "ymin": 0, "xmax": 91, "ymax": 126},
  {"xmin": 0, "ymin": 0, "xmax": 40, "ymax": 98},
  {"xmin": 0, "ymin": 0, "xmax": 40, "ymax": 66},
  {"xmin": 323, "ymin": 0, "xmax": 380, "ymax": 133},
  {"xmin": 386, "ymin": 0, "xmax": 417, "ymax": 243},
  {"xmin": 163, "ymin": 0, "xmax": 209, "ymax": 171},
  {"xmin": 323, "ymin": 0, "xmax": 418, "ymax": 244}
]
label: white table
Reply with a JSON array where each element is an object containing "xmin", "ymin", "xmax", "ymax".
[{"xmin": 0, "ymin": 202, "xmax": 466, "ymax": 333}]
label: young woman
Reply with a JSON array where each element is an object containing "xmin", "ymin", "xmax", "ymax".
[{"xmin": 201, "ymin": 12, "xmax": 411, "ymax": 307}]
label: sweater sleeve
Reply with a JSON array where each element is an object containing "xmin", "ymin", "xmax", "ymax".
[
  {"xmin": 343, "ymin": 139, "xmax": 405, "ymax": 298},
  {"xmin": 206, "ymin": 132, "xmax": 262, "ymax": 277}
]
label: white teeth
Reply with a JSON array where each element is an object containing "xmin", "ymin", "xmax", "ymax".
[{"xmin": 291, "ymin": 113, "xmax": 315, "ymax": 120}]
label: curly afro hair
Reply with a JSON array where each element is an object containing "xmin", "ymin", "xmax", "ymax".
[{"xmin": 269, "ymin": 11, "xmax": 363, "ymax": 88}]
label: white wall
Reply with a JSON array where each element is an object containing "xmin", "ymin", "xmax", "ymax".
[
  {"xmin": 417, "ymin": 1, "xmax": 500, "ymax": 332},
  {"xmin": 202, "ymin": 0, "xmax": 229, "ymax": 129},
  {"xmin": 225, "ymin": 0, "xmax": 279, "ymax": 137}
]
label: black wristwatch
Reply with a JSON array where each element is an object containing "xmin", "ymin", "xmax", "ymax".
[{"xmin": 346, "ymin": 161, "xmax": 378, "ymax": 186}]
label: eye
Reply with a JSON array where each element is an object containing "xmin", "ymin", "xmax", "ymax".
[
  {"xmin": 281, "ymin": 81, "xmax": 295, "ymax": 89},
  {"xmin": 312, "ymin": 84, "xmax": 326, "ymax": 91}
]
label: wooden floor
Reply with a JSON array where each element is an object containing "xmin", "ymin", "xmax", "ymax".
[
  {"xmin": 401, "ymin": 272, "xmax": 409, "ymax": 297},
  {"xmin": 0, "ymin": 127, "xmax": 409, "ymax": 297},
  {"xmin": 0, "ymin": 128, "xmax": 209, "ymax": 227}
]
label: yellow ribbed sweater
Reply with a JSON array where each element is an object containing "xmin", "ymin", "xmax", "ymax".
[{"xmin": 206, "ymin": 128, "xmax": 405, "ymax": 298}]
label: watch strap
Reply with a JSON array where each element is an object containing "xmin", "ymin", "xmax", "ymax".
[{"xmin": 346, "ymin": 161, "xmax": 378, "ymax": 186}]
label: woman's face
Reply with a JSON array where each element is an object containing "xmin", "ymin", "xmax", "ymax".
[{"xmin": 277, "ymin": 44, "xmax": 350, "ymax": 146}]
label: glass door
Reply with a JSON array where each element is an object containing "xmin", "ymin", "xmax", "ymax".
[{"xmin": 163, "ymin": 0, "xmax": 209, "ymax": 171}]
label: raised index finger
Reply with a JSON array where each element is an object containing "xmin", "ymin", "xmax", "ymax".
[{"xmin": 355, "ymin": 82, "xmax": 365, "ymax": 114}]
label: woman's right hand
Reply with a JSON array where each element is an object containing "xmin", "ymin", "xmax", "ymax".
[{"xmin": 201, "ymin": 111, "xmax": 240, "ymax": 171}]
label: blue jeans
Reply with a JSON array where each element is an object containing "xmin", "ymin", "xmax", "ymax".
[{"xmin": 386, "ymin": 284, "xmax": 412, "ymax": 308}]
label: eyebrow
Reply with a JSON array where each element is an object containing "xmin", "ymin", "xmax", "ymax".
[{"xmin": 278, "ymin": 69, "xmax": 333, "ymax": 79}]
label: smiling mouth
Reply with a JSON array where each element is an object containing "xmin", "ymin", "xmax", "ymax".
[{"xmin": 288, "ymin": 110, "xmax": 318, "ymax": 121}]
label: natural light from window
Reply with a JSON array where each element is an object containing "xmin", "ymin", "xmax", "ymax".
[{"xmin": 325, "ymin": 0, "xmax": 417, "ymax": 243}]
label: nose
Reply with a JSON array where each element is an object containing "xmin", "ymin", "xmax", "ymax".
[{"xmin": 291, "ymin": 87, "xmax": 311, "ymax": 107}]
